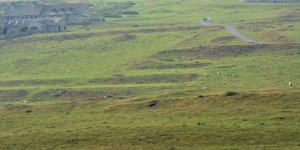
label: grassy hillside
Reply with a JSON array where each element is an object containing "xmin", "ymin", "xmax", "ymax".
[
  {"xmin": 0, "ymin": 0, "xmax": 299, "ymax": 149},
  {"xmin": 1, "ymin": 91, "xmax": 299, "ymax": 149}
]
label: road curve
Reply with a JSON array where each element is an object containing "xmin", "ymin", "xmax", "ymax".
[
  {"xmin": 197, "ymin": 22, "xmax": 258, "ymax": 43},
  {"xmin": 224, "ymin": 25, "xmax": 258, "ymax": 43}
]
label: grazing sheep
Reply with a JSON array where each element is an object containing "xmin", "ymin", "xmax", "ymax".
[
  {"xmin": 216, "ymin": 72, "xmax": 220, "ymax": 75},
  {"xmin": 288, "ymin": 82, "xmax": 293, "ymax": 87},
  {"xmin": 23, "ymin": 100, "xmax": 28, "ymax": 103},
  {"xmin": 173, "ymin": 69, "xmax": 177, "ymax": 72},
  {"xmin": 232, "ymin": 74, "xmax": 236, "ymax": 77}
]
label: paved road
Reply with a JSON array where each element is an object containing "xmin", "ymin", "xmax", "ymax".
[
  {"xmin": 197, "ymin": 22, "xmax": 258, "ymax": 43},
  {"xmin": 224, "ymin": 25, "xmax": 258, "ymax": 43}
]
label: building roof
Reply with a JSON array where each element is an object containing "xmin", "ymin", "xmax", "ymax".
[
  {"xmin": 3, "ymin": 3, "xmax": 89, "ymax": 17},
  {"xmin": 3, "ymin": 4, "xmax": 44, "ymax": 17},
  {"xmin": 4, "ymin": 20, "xmax": 31, "ymax": 27},
  {"xmin": 40, "ymin": 3, "xmax": 88, "ymax": 16},
  {"xmin": 4, "ymin": 17, "xmax": 63, "ymax": 27}
]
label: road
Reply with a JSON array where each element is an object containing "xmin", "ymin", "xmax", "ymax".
[
  {"xmin": 197, "ymin": 22, "xmax": 258, "ymax": 43},
  {"xmin": 224, "ymin": 25, "xmax": 258, "ymax": 43}
]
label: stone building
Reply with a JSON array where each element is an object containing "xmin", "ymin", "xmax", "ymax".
[
  {"xmin": 2, "ymin": 2, "xmax": 91, "ymax": 24},
  {"xmin": 2, "ymin": 17, "xmax": 66, "ymax": 34}
]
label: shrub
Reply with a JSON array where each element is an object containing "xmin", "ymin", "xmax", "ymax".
[
  {"xmin": 121, "ymin": 11, "xmax": 139, "ymax": 15},
  {"xmin": 198, "ymin": 95, "xmax": 204, "ymax": 99},
  {"xmin": 225, "ymin": 91, "xmax": 238, "ymax": 96},
  {"xmin": 25, "ymin": 110, "xmax": 32, "ymax": 113},
  {"xmin": 30, "ymin": 26, "xmax": 38, "ymax": 31},
  {"xmin": 197, "ymin": 121, "xmax": 205, "ymax": 125},
  {"xmin": 20, "ymin": 26, "xmax": 29, "ymax": 32}
]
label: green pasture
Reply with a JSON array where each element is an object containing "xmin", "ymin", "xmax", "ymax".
[{"xmin": 0, "ymin": 0, "xmax": 299, "ymax": 149}]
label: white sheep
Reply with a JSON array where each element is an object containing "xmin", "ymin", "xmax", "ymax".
[
  {"xmin": 173, "ymin": 69, "xmax": 177, "ymax": 72},
  {"xmin": 216, "ymin": 72, "xmax": 220, "ymax": 75},
  {"xmin": 288, "ymin": 82, "xmax": 293, "ymax": 87},
  {"xmin": 23, "ymin": 100, "xmax": 28, "ymax": 103}
]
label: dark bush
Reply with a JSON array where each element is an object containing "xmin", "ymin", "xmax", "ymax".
[
  {"xmin": 25, "ymin": 110, "xmax": 32, "ymax": 113},
  {"xmin": 197, "ymin": 121, "xmax": 205, "ymax": 125},
  {"xmin": 122, "ymin": 11, "xmax": 139, "ymax": 15},
  {"xmin": 148, "ymin": 100, "xmax": 157, "ymax": 107},
  {"xmin": 198, "ymin": 95, "xmax": 204, "ymax": 99},
  {"xmin": 30, "ymin": 26, "xmax": 38, "ymax": 30},
  {"xmin": 225, "ymin": 91, "xmax": 238, "ymax": 96},
  {"xmin": 20, "ymin": 26, "xmax": 29, "ymax": 32}
]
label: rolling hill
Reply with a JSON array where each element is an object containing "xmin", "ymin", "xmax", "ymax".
[{"xmin": 0, "ymin": 0, "xmax": 299, "ymax": 149}]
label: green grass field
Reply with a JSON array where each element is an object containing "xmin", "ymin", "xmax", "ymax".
[{"xmin": 0, "ymin": 0, "xmax": 299, "ymax": 149}]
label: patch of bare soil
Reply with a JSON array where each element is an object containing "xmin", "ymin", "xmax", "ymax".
[
  {"xmin": 277, "ymin": 24, "xmax": 294, "ymax": 31},
  {"xmin": 132, "ymin": 60, "xmax": 210, "ymax": 70},
  {"xmin": 155, "ymin": 43, "xmax": 300, "ymax": 58},
  {"xmin": 89, "ymin": 74, "xmax": 198, "ymax": 84},
  {"xmin": 0, "ymin": 25, "xmax": 203, "ymax": 45},
  {"xmin": 131, "ymin": 59, "xmax": 154, "ymax": 70},
  {"xmin": 111, "ymin": 33, "xmax": 136, "ymax": 42},
  {"xmin": 3, "ymin": 104, "xmax": 30, "ymax": 111},
  {"xmin": 238, "ymin": 22, "xmax": 268, "ymax": 32},
  {"xmin": 277, "ymin": 13, "xmax": 300, "ymax": 22},
  {"xmin": 59, "ymin": 91, "xmax": 107, "ymax": 100},
  {"xmin": 265, "ymin": 32, "xmax": 295, "ymax": 43},
  {"xmin": 0, "ymin": 90, "xmax": 28, "ymax": 102},
  {"xmin": 172, "ymin": 33, "xmax": 201, "ymax": 48},
  {"xmin": 211, "ymin": 36, "xmax": 236, "ymax": 44},
  {"xmin": 0, "ymin": 79, "xmax": 71, "ymax": 86},
  {"xmin": 30, "ymin": 90, "xmax": 115, "ymax": 101}
]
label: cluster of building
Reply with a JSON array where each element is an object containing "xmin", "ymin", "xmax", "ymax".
[{"xmin": 1, "ymin": 2, "xmax": 94, "ymax": 34}]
